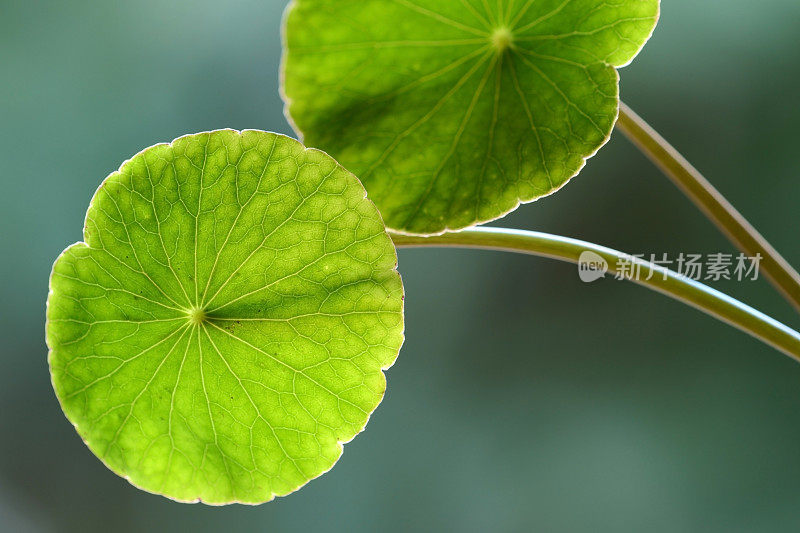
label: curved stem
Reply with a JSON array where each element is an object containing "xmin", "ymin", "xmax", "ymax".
[
  {"xmin": 390, "ymin": 227, "xmax": 800, "ymax": 362},
  {"xmin": 616, "ymin": 102, "xmax": 800, "ymax": 313}
]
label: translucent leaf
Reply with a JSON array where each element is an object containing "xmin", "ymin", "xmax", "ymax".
[
  {"xmin": 282, "ymin": 0, "xmax": 660, "ymax": 234},
  {"xmin": 47, "ymin": 130, "xmax": 404, "ymax": 504}
]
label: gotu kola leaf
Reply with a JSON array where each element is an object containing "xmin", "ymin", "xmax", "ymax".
[
  {"xmin": 282, "ymin": 0, "xmax": 660, "ymax": 235},
  {"xmin": 46, "ymin": 130, "xmax": 404, "ymax": 504}
]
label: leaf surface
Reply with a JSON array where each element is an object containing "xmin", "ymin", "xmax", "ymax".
[
  {"xmin": 283, "ymin": 0, "xmax": 659, "ymax": 234},
  {"xmin": 47, "ymin": 130, "xmax": 404, "ymax": 504}
]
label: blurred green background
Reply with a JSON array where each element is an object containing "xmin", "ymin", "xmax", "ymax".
[{"xmin": 2, "ymin": 0, "xmax": 800, "ymax": 531}]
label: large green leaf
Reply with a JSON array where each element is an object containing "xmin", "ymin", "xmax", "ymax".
[
  {"xmin": 282, "ymin": 0, "xmax": 659, "ymax": 235},
  {"xmin": 46, "ymin": 130, "xmax": 404, "ymax": 504}
]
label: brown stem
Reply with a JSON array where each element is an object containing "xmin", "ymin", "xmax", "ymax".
[{"xmin": 616, "ymin": 102, "xmax": 800, "ymax": 314}]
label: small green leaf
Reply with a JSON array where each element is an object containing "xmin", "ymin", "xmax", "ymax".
[
  {"xmin": 282, "ymin": 0, "xmax": 659, "ymax": 235},
  {"xmin": 46, "ymin": 130, "xmax": 404, "ymax": 504}
]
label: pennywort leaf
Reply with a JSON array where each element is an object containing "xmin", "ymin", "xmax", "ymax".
[
  {"xmin": 46, "ymin": 130, "xmax": 404, "ymax": 504},
  {"xmin": 282, "ymin": 0, "xmax": 660, "ymax": 235}
]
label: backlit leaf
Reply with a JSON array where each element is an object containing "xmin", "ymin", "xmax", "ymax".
[
  {"xmin": 282, "ymin": 0, "xmax": 659, "ymax": 234},
  {"xmin": 47, "ymin": 130, "xmax": 404, "ymax": 504}
]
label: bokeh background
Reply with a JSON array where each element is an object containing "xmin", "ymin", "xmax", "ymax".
[{"xmin": 2, "ymin": 0, "xmax": 800, "ymax": 531}]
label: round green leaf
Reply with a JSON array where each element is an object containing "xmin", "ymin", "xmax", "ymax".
[
  {"xmin": 46, "ymin": 130, "xmax": 404, "ymax": 504},
  {"xmin": 282, "ymin": 0, "xmax": 659, "ymax": 235}
]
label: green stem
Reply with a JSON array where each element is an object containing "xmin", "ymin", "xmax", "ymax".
[
  {"xmin": 616, "ymin": 102, "xmax": 800, "ymax": 313},
  {"xmin": 390, "ymin": 227, "xmax": 800, "ymax": 362}
]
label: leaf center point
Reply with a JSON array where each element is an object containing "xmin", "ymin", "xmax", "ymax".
[
  {"xmin": 186, "ymin": 306, "xmax": 207, "ymax": 326},
  {"xmin": 491, "ymin": 27, "xmax": 513, "ymax": 52}
]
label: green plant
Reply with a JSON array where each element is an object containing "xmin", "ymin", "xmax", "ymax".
[
  {"xmin": 46, "ymin": 0, "xmax": 800, "ymax": 504},
  {"xmin": 47, "ymin": 131, "xmax": 403, "ymax": 504}
]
